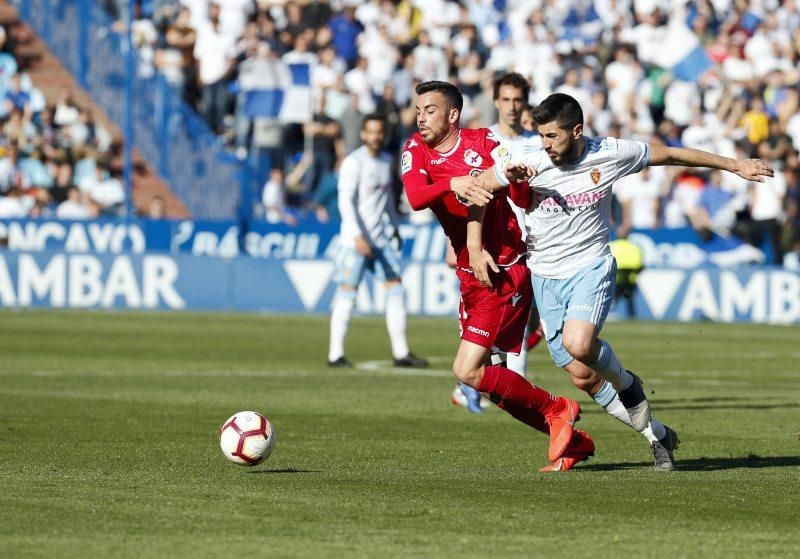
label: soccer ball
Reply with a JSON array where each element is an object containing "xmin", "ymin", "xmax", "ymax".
[{"xmin": 219, "ymin": 411, "xmax": 276, "ymax": 466}]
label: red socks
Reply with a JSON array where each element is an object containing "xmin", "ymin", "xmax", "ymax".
[
  {"xmin": 478, "ymin": 365, "xmax": 562, "ymax": 419},
  {"xmin": 495, "ymin": 399, "xmax": 549, "ymax": 434},
  {"xmin": 526, "ymin": 325, "xmax": 544, "ymax": 350}
]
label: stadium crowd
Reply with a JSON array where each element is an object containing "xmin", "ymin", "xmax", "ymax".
[
  {"xmin": 117, "ymin": 0, "xmax": 800, "ymax": 264},
  {"xmin": 2, "ymin": 0, "xmax": 800, "ymax": 266},
  {"xmin": 0, "ymin": 23, "xmax": 132, "ymax": 220}
]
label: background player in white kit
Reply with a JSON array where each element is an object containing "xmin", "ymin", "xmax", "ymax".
[
  {"xmin": 451, "ymin": 73, "xmax": 543, "ymax": 411},
  {"xmin": 328, "ymin": 114, "xmax": 428, "ymax": 369},
  {"xmin": 487, "ymin": 74, "xmax": 546, "ymax": 378},
  {"xmin": 470, "ymin": 93, "xmax": 773, "ymax": 470}
]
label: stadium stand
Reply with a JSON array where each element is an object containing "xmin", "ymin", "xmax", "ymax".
[
  {"xmin": 0, "ymin": 0, "xmax": 189, "ymax": 218},
  {"xmin": 84, "ymin": 0, "xmax": 797, "ymax": 264},
  {"xmin": 7, "ymin": 0, "xmax": 800, "ymax": 266}
]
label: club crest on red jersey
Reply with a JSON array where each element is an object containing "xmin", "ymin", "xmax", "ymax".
[
  {"xmin": 590, "ymin": 167, "xmax": 601, "ymax": 185},
  {"xmin": 464, "ymin": 149, "xmax": 483, "ymax": 168}
]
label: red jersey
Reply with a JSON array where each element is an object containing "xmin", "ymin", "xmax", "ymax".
[{"xmin": 401, "ymin": 128, "xmax": 526, "ymax": 269}]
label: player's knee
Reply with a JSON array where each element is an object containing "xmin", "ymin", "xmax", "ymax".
[
  {"xmin": 452, "ymin": 361, "xmax": 480, "ymax": 387},
  {"xmin": 563, "ymin": 334, "xmax": 594, "ymax": 363}
]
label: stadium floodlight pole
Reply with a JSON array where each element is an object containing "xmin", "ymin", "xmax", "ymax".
[{"xmin": 123, "ymin": 0, "xmax": 134, "ymax": 218}]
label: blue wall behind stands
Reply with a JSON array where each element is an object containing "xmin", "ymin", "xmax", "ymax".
[{"xmin": 0, "ymin": 219, "xmax": 798, "ymax": 323}]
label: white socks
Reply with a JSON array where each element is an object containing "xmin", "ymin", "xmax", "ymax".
[
  {"xmin": 330, "ymin": 284, "xmax": 410, "ymax": 362},
  {"xmin": 385, "ymin": 285, "xmax": 409, "ymax": 360},
  {"xmin": 592, "ymin": 380, "xmax": 666, "ymax": 444},
  {"xmin": 506, "ymin": 323, "xmax": 528, "ymax": 377},
  {"xmin": 328, "ymin": 289, "xmax": 356, "ymax": 362},
  {"xmin": 590, "ymin": 339, "xmax": 633, "ymax": 391}
]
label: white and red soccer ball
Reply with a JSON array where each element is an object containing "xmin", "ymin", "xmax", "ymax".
[{"xmin": 219, "ymin": 411, "xmax": 276, "ymax": 466}]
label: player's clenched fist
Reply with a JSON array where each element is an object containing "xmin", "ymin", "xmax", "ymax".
[{"xmin": 504, "ymin": 162, "xmax": 537, "ymax": 184}]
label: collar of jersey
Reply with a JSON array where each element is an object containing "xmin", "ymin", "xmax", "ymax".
[
  {"xmin": 562, "ymin": 137, "xmax": 592, "ymax": 167},
  {"xmin": 435, "ymin": 130, "xmax": 462, "ymax": 157}
]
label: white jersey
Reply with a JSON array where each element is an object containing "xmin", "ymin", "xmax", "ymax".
[
  {"xmin": 488, "ymin": 125, "xmax": 541, "ymax": 240},
  {"xmin": 495, "ymin": 136, "xmax": 650, "ymax": 279},
  {"xmin": 337, "ymin": 145, "xmax": 399, "ymax": 249}
]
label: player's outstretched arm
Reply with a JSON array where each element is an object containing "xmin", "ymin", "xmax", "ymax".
[
  {"xmin": 466, "ymin": 205, "xmax": 498, "ymax": 288},
  {"xmin": 648, "ymin": 143, "xmax": 774, "ymax": 182}
]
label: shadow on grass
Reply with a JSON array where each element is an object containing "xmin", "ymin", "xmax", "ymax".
[
  {"xmin": 580, "ymin": 455, "xmax": 800, "ymax": 472},
  {"xmin": 248, "ymin": 468, "xmax": 319, "ymax": 474},
  {"xmin": 654, "ymin": 403, "xmax": 800, "ymax": 411},
  {"xmin": 579, "ymin": 396, "xmax": 800, "ymax": 414}
]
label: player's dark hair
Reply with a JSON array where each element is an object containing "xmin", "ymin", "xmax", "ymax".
[
  {"xmin": 361, "ymin": 113, "xmax": 386, "ymax": 130},
  {"xmin": 532, "ymin": 93, "xmax": 584, "ymax": 130},
  {"xmin": 493, "ymin": 72, "xmax": 530, "ymax": 100},
  {"xmin": 415, "ymin": 81, "xmax": 463, "ymax": 112}
]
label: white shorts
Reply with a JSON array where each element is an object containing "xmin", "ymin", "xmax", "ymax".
[
  {"xmin": 333, "ymin": 245, "xmax": 402, "ymax": 286},
  {"xmin": 532, "ymin": 254, "xmax": 616, "ymax": 367}
]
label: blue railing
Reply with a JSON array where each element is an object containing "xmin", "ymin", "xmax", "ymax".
[{"xmin": 12, "ymin": 0, "xmax": 243, "ymax": 220}]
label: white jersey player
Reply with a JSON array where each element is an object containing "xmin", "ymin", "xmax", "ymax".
[
  {"xmin": 328, "ymin": 114, "xmax": 428, "ymax": 369},
  {"xmin": 469, "ymin": 93, "xmax": 773, "ymax": 470},
  {"xmin": 487, "ymin": 113, "xmax": 545, "ymax": 378}
]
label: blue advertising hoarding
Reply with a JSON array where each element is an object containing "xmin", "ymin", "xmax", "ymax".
[
  {"xmin": 0, "ymin": 249, "xmax": 798, "ymax": 324},
  {"xmin": 0, "ymin": 219, "xmax": 796, "ymax": 322}
]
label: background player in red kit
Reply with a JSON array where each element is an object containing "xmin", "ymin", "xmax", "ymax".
[{"xmin": 401, "ymin": 81, "xmax": 592, "ymax": 471}]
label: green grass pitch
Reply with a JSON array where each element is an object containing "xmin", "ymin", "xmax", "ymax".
[{"xmin": 1, "ymin": 310, "xmax": 799, "ymax": 557}]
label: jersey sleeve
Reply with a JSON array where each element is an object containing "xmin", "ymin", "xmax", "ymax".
[
  {"xmin": 337, "ymin": 155, "xmax": 361, "ymax": 233},
  {"xmin": 480, "ymin": 128, "xmax": 501, "ymax": 156},
  {"xmin": 492, "ymin": 139, "xmax": 544, "ymax": 187},
  {"xmin": 401, "ymin": 139, "xmax": 451, "ymax": 211},
  {"xmin": 614, "ymin": 137, "xmax": 651, "ymax": 179}
]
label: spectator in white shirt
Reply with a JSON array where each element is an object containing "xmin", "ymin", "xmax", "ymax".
[
  {"xmin": 56, "ymin": 186, "xmax": 94, "ymax": 220},
  {"xmin": 262, "ymin": 168, "xmax": 296, "ymax": 225},
  {"xmin": 411, "ymin": 31, "xmax": 448, "ymax": 82},
  {"xmin": 194, "ymin": 2, "xmax": 237, "ymax": 133},
  {"xmin": 80, "ymin": 162, "xmax": 126, "ymax": 216},
  {"xmin": 616, "ymin": 166, "xmax": 666, "ymax": 230},
  {"xmin": 742, "ymin": 167, "xmax": 787, "ymax": 262}
]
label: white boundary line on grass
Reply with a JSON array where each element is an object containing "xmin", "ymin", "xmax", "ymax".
[
  {"xmin": 355, "ymin": 356, "xmax": 452, "ymax": 377},
  {"xmin": 11, "ymin": 362, "xmax": 800, "ymax": 389}
]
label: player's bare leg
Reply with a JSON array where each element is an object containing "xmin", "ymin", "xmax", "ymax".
[
  {"xmin": 383, "ymin": 279, "xmax": 428, "ymax": 368},
  {"xmin": 452, "ymin": 339, "xmax": 581, "ymax": 462},
  {"xmin": 562, "ymin": 319, "xmax": 651, "ymax": 431}
]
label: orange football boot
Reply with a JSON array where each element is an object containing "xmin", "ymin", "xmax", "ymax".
[
  {"xmin": 546, "ymin": 397, "xmax": 581, "ymax": 461},
  {"xmin": 539, "ymin": 429, "xmax": 595, "ymax": 473}
]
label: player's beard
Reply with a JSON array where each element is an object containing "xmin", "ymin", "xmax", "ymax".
[
  {"xmin": 550, "ymin": 138, "xmax": 581, "ymax": 166},
  {"xmin": 419, "ymin": 127, "xmax": 445, "ymax": 146}
]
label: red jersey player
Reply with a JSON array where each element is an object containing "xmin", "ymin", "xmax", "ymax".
[{"xmin": 402, "ymin": 81, "xmax": 593, "ymax": 471}]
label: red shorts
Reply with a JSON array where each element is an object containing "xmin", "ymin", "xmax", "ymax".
[{"xmin": 456, "ymin": 260, "xmax": 531, "ymax": 354}]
